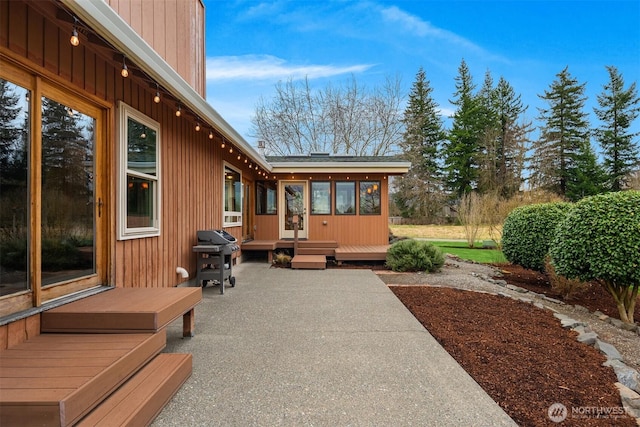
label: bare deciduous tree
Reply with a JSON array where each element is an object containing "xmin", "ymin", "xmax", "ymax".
[{"xmin": 251, "ymin": 75, "xmax": 404, "ymax": 156}]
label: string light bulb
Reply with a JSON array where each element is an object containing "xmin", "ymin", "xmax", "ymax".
[
  {"xmin": 209, "ymin": 130, "xmax": 214, "ymax": 139},
  {"xmin": 237, "ymin": 154, "xmax": 241, "ymax": 160},
  {"xmin": 195, "ymin": 122, "xmax": 201, "ymax": 132},
  {"xmin": 70, "ymin": 26, "xmax": 80, "ymax": 47},
  {"xmin": 175, "ymin": 105, "xmax": 181, "ymax": 117},
  {"xmin": 153, "ymin": 84, "xmax": 161, "ymax": 103},
  {"xmin": 221, "ymin": 140, "xmax": 226, "ymax": 148},
  {"xmin": 229, "ymin": 147, "xmax": 233, "ymax": 153},
  {"xmin": 120, "ymin": 56, "xmax": 129, "ymax": 78}
]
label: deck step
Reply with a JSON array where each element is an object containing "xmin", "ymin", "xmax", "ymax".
[
  {"xmin": 77, "ymin": 353, "xmax": 192, "ymax": 427},
  {"xmin": 0, "ymin": 331, "xmax": 166, "ymax": 427},
  {"xmin": 297, "ymin": 240, "xmax": 338, "ymax": 249},
  {"xmin": 291, "ymin": 255, "xmax": 326, "ymax": 269},
  {"xmin": 296, "ymin": 247, "xmax": 336, "ymax": 256},
  {"xmin": 42, "ymin": 287, "xmax": 202, "ymax": 337}
]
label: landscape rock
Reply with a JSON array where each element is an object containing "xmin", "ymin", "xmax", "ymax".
[
  {"xmin": 604, "ymin": 360, "xmax": 640, "ymax": 394},
  {"xmin": 595, "ymin": 339, "xmax": 623, "ymax": 361},
  {"xmin": 577, "ymin": 331, "xmax": 598, "ymax": 346},
  {"xmin": 615, "ymin": 382, "xmax": 640, "ymax": 418}
]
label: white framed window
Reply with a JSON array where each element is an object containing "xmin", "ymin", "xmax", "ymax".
[
  {"xmin": 223, "ymin": 163, "xmax": 242, "ymax": 227},
  {"xmin": 118, "ymin": 102, "xmax": 161, "ymax": 239}
]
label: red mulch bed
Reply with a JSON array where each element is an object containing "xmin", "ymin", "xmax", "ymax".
[
  {"xmin": 494, "ymin": 263, "xmax": 640, "ymax": 321},
  {"xmin": 391, "ymin": 285, "xmax": 636, "ymax": 426}
]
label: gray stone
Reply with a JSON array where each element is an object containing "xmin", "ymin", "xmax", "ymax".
[
  {"xmin": 598, "ymin": 314, "xmax": 609, "ymax": 321},
  {"xmin": 573, "ymin": 304, "xmax": 589, "ymax": 313},
  {"xmin": 533, "ymin": 302, "xmax": 545, "ymax": 310},
  {"xmin": 506, "ymin": 284, "xmax": 528, "ymax": 293},
  {"xmin": 620, "ymin": 322, "xmax": 639, "ymax": 333},
  {"xmin": 615, "ymin": 383, "xmax": 640, "ymax": 418},
  {"xmin": 594, "ymin": 310, "xmax": 605, "ymax": 317},
  {"xmin": 610, "ymin": 318, "xmax": 624, "ymax": 328},
  {"xmin": 576, "ymin": 331, "xmax": 598, "ymax": 345},
  {"xmin": 518, "ymin": 297, "xmax": 533, "ymax": 304},
  {"xmin": 604, "ymin": 360, "xmax": 640, "ymax": 394},
  {"xmin": 543, "ymin": 295, "xmax": 564, "ymax": 305},
  {"xmin": 595, "ymin": 339, "xmax": 623, "ymax": 361}
]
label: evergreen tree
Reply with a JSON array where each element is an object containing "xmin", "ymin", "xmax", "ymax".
[
  {"xmin": 594, "ymin": 66, "xmax": 640, "ymax": 191},
  {"xmin": 531, "ymin": 67, "xmax": 591, "ymax": 199},
  {"xmin": 0, "ymin": 79, "xmax": 22, "ymax": 174},
  {"xmin": 443, "ymin": 59, "xmax": 483, "ymax": 198},
  {"xmin": 393, "ymin": 68, "xmax": 446, "ymax": 220},
  {"xmin": 491, "ymin": 77, "xmax": 531, "ymax": 197}
]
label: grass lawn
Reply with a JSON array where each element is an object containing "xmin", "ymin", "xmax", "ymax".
[
  {"xmin": 389, "ymin": 225, "xmax": 506, "ymax": 264},
  {"xmin": 429, "ymin": 240, "xmax": 507, "ymax": 264}
]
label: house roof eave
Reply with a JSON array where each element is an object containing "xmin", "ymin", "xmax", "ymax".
[
  {"xmin": 62, "ymin": 0, "xmax": 272, "ymax": 173},
  {"xmin": 269, "ymin": 161, "xmax": 411, "ymax": 175}
]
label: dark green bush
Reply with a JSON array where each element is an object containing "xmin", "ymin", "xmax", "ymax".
[
  {"xmin": 386, "ymin": 239, "xmax": 445, "ymax": 273},
  {"xmin": 550, "ymin": 191, "xmax": 640, "ymax": 323},
  {"xmin": 502, "ymin": 202, "xmax": 572, "ymax": 271}
]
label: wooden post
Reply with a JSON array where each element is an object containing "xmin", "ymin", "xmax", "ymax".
[{"xmin": 293, "ymin": 214, "xmax": 299, "ymax": 256}]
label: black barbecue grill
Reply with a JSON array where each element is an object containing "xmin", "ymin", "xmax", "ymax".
[{"xmin": 193, "ymin": 230, "xmax": 239, "ymax": 294}]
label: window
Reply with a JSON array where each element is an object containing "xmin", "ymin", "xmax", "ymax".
[
  {"xmin": 1, "ymin": 61, "xmax": 106, "ymax": 316},
  {"xmin": 118, "ymin": 102, "xmax": 160, "ymax": 239},
  {"xmin": 256, "ymin": 181, "xmax": 277, "ymax": 215},
  {"xmin": 311, "ymin": 182, "xmax": 331, "ymax": 214},
  {"xmin": 359, "ymin": 181, "xmax": 381, "ymax": 215},
  {"xmin": 224, "ymin": 164, "xmax": 242, "ymax": 226},
  {"xmin": 335, "ymin": 181, "xmax": 356, "ymax": 215}
]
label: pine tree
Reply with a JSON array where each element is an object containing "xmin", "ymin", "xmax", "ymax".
[
  {"xmin": 0, "ymin": 79, "xmax": 22, "ymax": 173},
  {"xmin": 594, "ymin": 66, "xmax": 640, "ymax": 191},
  {"xmin": 443, "ymin": 59, "xmax": 483, "ymax": 198},
  {"xmin": 393, "ymin": 68, "xmax": 447, "ymax": 220},
  {"xmin": 492, "ymin": 77, "xmax": 531, "ymax": 197},
  {"xmin": 531, "ymin": 67, "xmax": 591, "ymax": 199}
]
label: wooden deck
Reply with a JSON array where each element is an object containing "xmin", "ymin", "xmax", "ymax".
[
  {"xmin": 0, "ymin": 332, "xmax": 166, "ymax": 426},
  {"xmin": 41, "ymin": 287, "xmax": 202, "ymax": 337},
  {"xmin": 242, "ymin": 240, "xmax": 389, "ymax": 264},
  {"xmin": 334, "ymin": 245, "xmax": 390, "ymax": 262}
]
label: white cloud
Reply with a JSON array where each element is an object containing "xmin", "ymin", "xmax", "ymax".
[{"xmin": 206, "ymin": 55, "xmax": 375, "ymax": 81}]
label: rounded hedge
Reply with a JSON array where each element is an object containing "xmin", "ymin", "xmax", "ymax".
[
  {"xmin": 550, "ymin": 191, "xmax": 640, "ymax": 286},
  {"xmin": 502, "ymin": 202, "xmax": 572, "ymax": 271},
  {"xmin": 386, "ymin": 239, "xmax": 445, "ymax": 273}
]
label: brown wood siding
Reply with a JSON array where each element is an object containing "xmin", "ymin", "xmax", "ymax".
[
  {"xmin": 253, "ymin": 177, "xmax": 390, "ymax": 245},
  {"xmin": 105, "ymin": 0, "xmax": 206, "ymax": 97},
  {"xmin": 0, "ymin": 314, "xmax": 40, "ymax": 350},
  {"xmin": 0, "ymin": 1, "xmax": 233, "ymax": 289}
]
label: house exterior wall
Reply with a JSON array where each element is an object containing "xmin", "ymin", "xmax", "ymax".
[
  {"xmin": 104, "ymin": 0, "xmax": 206, "ymax": 98},
  {"xmin": 0, "ymin": 1, "xmax": 256, "ymax": 342},
  {"xmin": 253, "ymin": 175, "xmax": 390, "ymax": 245}
]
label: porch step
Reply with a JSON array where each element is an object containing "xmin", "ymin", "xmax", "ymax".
[
  {"xmin": 42, "ymin": 287, "xmax": 202, "ymax": 337},
  {"xmin": 77, "ymin": 353, "xmax": 192, "ymax": 426},
  {"xmin": 296, "ymin": 247, "xmax": 336, "ymax": 256},
  {"xmin": 297, "ymin": 240, "xmax": 338, "ymax": 249},
  {"xmin": 291, "ymin": 255, "xmax": 326, "ymax": 269},
  {"xmin": 0, "ymin": 331, "xmax": 166, "ymax": 426}
]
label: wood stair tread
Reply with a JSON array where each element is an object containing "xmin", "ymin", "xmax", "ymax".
[
  {"xmin": 76, "ymin": 353, "xmax": 192, "ymax": 427},
  {"xmin": 0, "ymin": 332, "xmax": 166, "ymax": 427},
  {"xmin": 291, "ymin": 255, "xmax": 327, "ymax": 269}
]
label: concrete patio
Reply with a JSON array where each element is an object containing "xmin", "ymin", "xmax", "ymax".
[{"xmin": 152, "ymin": 262, "xmax": 516, "ymax": 426}]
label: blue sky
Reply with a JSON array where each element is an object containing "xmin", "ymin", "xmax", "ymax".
[{"xmin": 202, "ymin": 0, "xmax": 640, "ymax": 148}]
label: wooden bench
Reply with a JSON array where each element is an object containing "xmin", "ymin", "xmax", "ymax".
[{"xmin": 41, "ymin": 287, "xmax": 202, "ymax": 337}]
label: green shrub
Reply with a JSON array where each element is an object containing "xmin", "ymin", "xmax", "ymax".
[
  {"xmin": 502, "ymin": 202, "xmax": 572, "ymax": 271},
  {"xmin": 386, "ymin": 239, "xmax": 445, "ymax": 273},
  {"xmin": 550, "ymin": 191, "xmax": 640, "ymax": 323}
]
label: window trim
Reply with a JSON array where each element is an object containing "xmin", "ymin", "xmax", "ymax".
[
  {"xmin": 256, "ymin": 180, "xmax": 278, "ymax": 215},
  {"xmin": 334, "ymin": 181, "xmax": 356, "ymax": 215},
  {"xmin": 310, "ymin": 181, "xmax": 332, "ymax": 215},
  {"xmin": 117, "ymin": 101, "xmax": 161, "ymax": 240},
  {"xmin": 359, "ymin": 180, "xmax": 382, "ymax": 215},
  {"xmin": 223, "ymin": 162, "xmax": 242, "ymax": 227}
]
